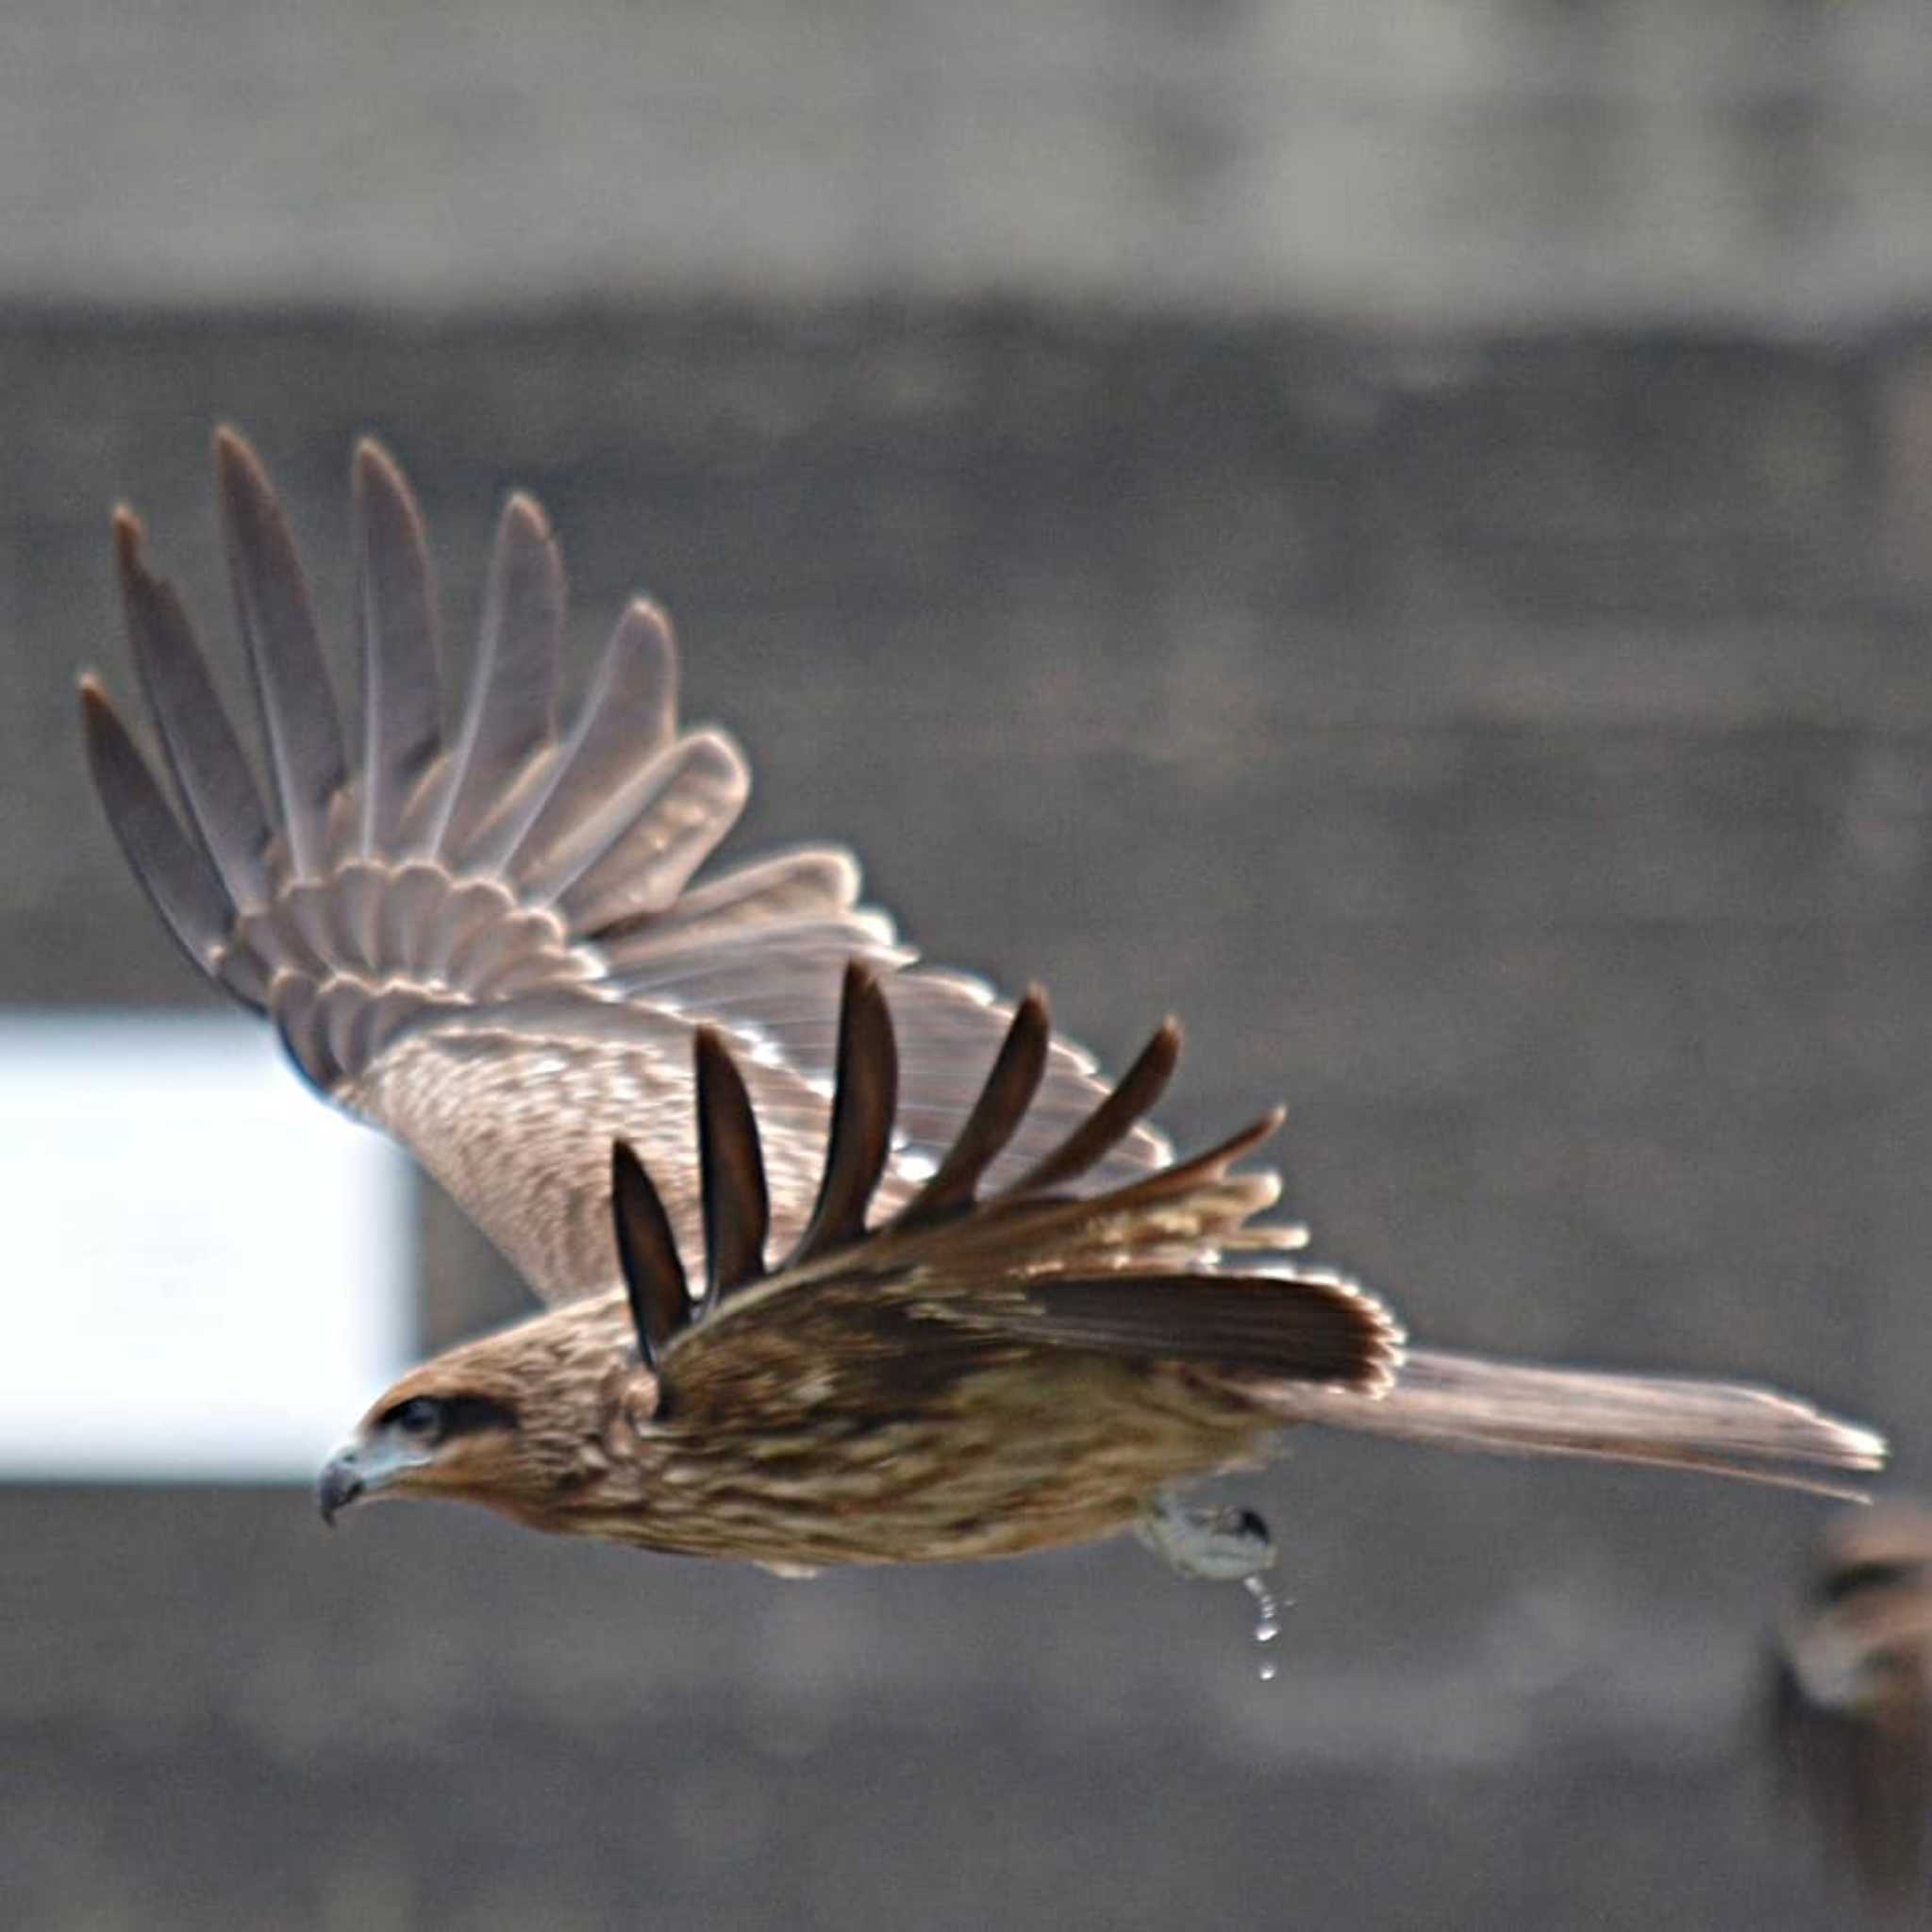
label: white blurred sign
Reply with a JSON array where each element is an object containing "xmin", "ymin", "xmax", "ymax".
[{"xmin": 0, "ymin": 1013, "xmax": 413, "ymax": 1479}]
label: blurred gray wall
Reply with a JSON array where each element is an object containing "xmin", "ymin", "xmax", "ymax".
[
  {"xmin": 7, "ymin": 0, "xmax": 1932, "ymax": 323},
  {"xmin": 5, "ymin": 5, "xmax": 1932, "ymax": 1929}
]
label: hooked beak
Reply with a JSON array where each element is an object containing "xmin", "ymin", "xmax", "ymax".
[
  {"xmin": 316, "ymin": 1431, "xmax": 434, "ymax": 1526},
  {"xmin": 316, "ymin": 1453, "xmax": 363, "ymax": 1526}
]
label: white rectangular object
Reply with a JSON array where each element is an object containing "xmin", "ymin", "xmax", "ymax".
[{"xmin": 0, "ymin": 1012, "xmax": 414, "ymax": 1479}]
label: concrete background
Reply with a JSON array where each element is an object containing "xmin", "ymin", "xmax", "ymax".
[
  {"xmin": 6, "ymin": 308, "xmax": 1929, "ymax": 1931},
  {"xmin": 6, "ymin": 5, "xmax": 1932, "ymax": 1928},
  {"xmin": 8, "ymin": 0, "xmax": 1932, "ymax": 324}
]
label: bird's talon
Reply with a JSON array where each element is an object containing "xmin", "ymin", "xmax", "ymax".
[{"xmin": 1136, "ymin": 1494, "xmax": 1278, "ymax": 1584}]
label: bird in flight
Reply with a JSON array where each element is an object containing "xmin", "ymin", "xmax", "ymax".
[
  {"xmin": 1772, "ymin": 1504, "xmax": 1932, "ymax": 1905},
  {"xmin": 78, "ymin": 430, "xmax": 1884, "ymax": 1591}
]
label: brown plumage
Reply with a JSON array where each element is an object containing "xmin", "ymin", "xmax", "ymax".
[
  {"xmin": 81, "ymin": 432, "xmax": 1886, "ymax": 1586},
  {"xmin": 1772, "ymin": 1505, "xmax": 1932, "ymax": 1907}
]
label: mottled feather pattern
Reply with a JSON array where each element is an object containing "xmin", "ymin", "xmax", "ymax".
[{"xmin": 361, "ymin": 961, "xmax": 1385, "ymax": 1568}]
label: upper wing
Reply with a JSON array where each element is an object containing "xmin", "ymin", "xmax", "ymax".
[
  {"xmin": 615, "ymin": 966, "xmax": 1879, "ymax": 1503},
  {"xmin": 609, "ymin": 964, "xmax": 1403, "ymax": 1406},
  {"xmin": 79, "ymin": 430, "xmax": 1169, "ymax": 1304}
]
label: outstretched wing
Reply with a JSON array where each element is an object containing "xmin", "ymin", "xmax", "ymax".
[
  {"xmin": 79, "ymin": 430, "xmax": 1168, "ymax": 1306},
  {"xmin": 612, "ymin": 963, "xmax": 1405, "ymax": 1402},
  {"xmin": 621, "ymin": 967, "xmax": 1881, "ymax": 1501}
]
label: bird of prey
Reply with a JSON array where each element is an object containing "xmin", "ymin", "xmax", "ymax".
[
  {"xmin": 78, "ymin": 430, "xmax": 1885, "ymax": 1590},
  {"xmin": 1772, "ymin": 1505, "xmax": 1932, "ymax": 1907}
]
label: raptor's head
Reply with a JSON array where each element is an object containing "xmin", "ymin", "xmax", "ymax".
[{"xmin": 316, "ymin": 1305, "xmax": 651, "ymax": 1527}]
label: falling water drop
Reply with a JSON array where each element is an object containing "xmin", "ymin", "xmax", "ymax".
[{"xmin": 1241, "ymin": 1574, "xmax": 1285, "ymax": 1682}]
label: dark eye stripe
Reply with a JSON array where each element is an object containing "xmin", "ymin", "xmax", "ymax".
[
  {"xmin": 440, "ymin": 1394, "xmax": 518, "ymax": 1437},
  {"xmin": 379, "ymin": 1395, "xmax": 440, "ymax": 1437},
  {"xmin": 376, "ymin": 1393, "xmax": 517, "ymax": 1442}
]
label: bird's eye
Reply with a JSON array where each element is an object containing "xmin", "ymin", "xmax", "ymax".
[{"xmin": 391, "ymin": 1396, "xmax": 442, "ymax": 1441}]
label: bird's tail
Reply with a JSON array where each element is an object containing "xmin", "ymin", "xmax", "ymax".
[{"xmin": 1260, "ymin": 1346, "xmax": 1885, "ymax": 1499}]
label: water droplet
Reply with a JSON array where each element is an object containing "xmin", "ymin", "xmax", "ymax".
[{"xmin": 1241, "ymin": 1574, "xmax": 1287, "ymax": 1680}]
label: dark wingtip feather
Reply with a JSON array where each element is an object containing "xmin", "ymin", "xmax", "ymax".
[
  {"xmin": 213, "ymin": 426, "xmax": 346, "ymax": 880},
  {"xmin": 111, "ymin": 504, "xmax": 145, "ymax": 572},
  {"xmin": 1108, "ymin": 1104, "xmax": 1286, "ymax": 1208},
  {"xmin": 351, "ymin": 435, "xmax": 403, "ymax": 490},
  {"xmin": 504, "ymin": 489, "xmax": 552, "ymax": 543},
  {"xmin": 77, "ymin": 675, "xmax": 240, "ymax": 985},
  {"xmin": 1000, "ymin": 1016, "xmax": 1183, "ymax": 1198},
  {"xmin": 611, "ymin": 1141, "xmax": 692, "ymax": 1370},
  {"xmin": 429, "ymin": 488, "xmax": 564, "ymax": 858},
  {"xmin": 789, "ymin": 961, "xmax": 899, "ymax": 1266},
  {"xmin": 113, "ymin": 491, "xmax": 276, "ymax": 912},
  {"xmin": 894, "ymin": 987, "xmax": 1052, "ymax": 1229},
  {"xmin": 210, "ymin": 427, "xmax": 271, "ymax": 556},
  {"xmin": 351, "ymin": 434, "xmax": 442, "ymax": 856},
  {"xmin": 693, "ymin": 1025, "xmax": 772, "ymax": 1304}
]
